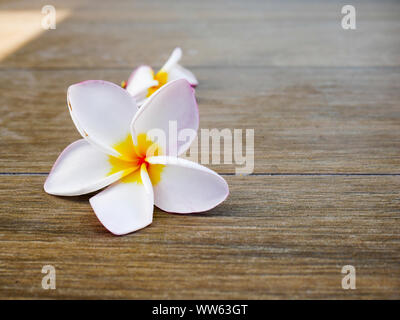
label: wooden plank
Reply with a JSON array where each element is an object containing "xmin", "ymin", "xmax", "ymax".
[
  {"xmin": 0, "ymin": 0, "xmax": 399, "ymax": 301},
  {"xmin": 0, "ymin": 175, "xmax": 399, "ymax": 299},
  {"xmin": 0, "ymin": 0, "xmax": 399, "ymax": 68},
  {"xmin": 0, "ymin": 67, "xmax": 399, "ymax": 173}
]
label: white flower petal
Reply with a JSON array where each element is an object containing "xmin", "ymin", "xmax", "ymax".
[
  {"xmin": 160, "ymin": 47, "xmax": 182, "ymax": 72},
  {"xmin": 147, "ymin": 156, "xmax": 229, "ymax": 213},
  {"xmin": 130, "ymin": 79, "xmax": 199, "ymax": 156},
  {"xmin": 126, "ymin": 65, "xmax": 158, "ymax": 104},
  {"xmin": 168, "ymin": 64, "xmax": 198, "ymax": 86},
  {"xmin": 89, "ymin": 164, "xmax": 154, "ymax": 235},
  {"xmin": 67, "ymin": 80, "xmax": 138, "ymax": 158},
  {"xmin": 44, "ymin": 139, "xmax": 129, "ymax": 196}
]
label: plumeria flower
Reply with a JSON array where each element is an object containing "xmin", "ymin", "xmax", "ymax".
[
  {"xmin": 44, "ymin": 79, "xmax": 228, "ymax": 235},
  {"xmin": 123, "ymin": 47, "xmax": 198, "ymax": 105}
]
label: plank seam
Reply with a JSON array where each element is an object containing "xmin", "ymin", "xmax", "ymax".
[
  {"xmin": 1, "ymin": 173, "xmax": 400, "ymax": 177},
  {"xmin": 0, "ymin": 66, "xmax": 400, "ymax": 72}
]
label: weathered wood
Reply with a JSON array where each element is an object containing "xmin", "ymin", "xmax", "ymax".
[
  {"xmin": 0, "ymin": 0, "xmax": 399, "ymax": 300},
  {"xmin": 0, "ymin": 175, "xmax": 399, "ymax": 299},
  {"xmin": 1, "ymin": 67, "xmax": 399, "ymax": 173},
  {"xmin": 0, "ymin": 0, "xmax": 399, "ymax": 68}
]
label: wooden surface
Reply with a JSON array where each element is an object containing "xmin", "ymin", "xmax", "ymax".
[{"xmin": 0, "ymin": 0, "xmax": 399, "ymax": 299}]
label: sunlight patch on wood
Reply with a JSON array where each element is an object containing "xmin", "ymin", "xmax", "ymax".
[{"xmin": 0, "ymin": 9, "xmax": 70, "ymax": 61}]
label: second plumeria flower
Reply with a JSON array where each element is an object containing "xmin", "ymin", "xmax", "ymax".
[
  {"xmin": 123, "ymin": 47, "xmax": 198, "ymax": 105},
  {"xmin": 44, "ymin": 79, "xmax": 228, "ymax": 235}
]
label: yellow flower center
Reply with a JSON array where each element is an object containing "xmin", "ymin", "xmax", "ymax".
[
  {"xmin": 107, "ymin": 133, "xmax": 164, "ymax": 185},
  {"xmin": 146, "ymin": 70, "xmax": 168, "ymax": 97}
]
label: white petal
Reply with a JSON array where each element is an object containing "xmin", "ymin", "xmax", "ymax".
[
  {"xmin": 147, "ymin": 156, "xmax": 229, "ymax": 213},
  {"xmin": 67, "ymin": 80, "xmax": 138, "ymax": 158},
  {"xmin": 131, "ymin": 79, "xmax": 199, "ymax": 156},
  {"xmin": 125, "ymin": 65, "xmax": 158, "ymax": 103},
  {"xmin": 89, "ymin": 164, "xmax": 154, "ymax": 235},
  {"xmin": 160, "ymin": 47, "xmax": 182, "ymax": 72},
  {"xmin": 44, "ymin": 139, "xmax": 129, "ymax": 196},
  {"xmin": 168, "ymin": 64, "xmax": 198, "ymax": 86}
]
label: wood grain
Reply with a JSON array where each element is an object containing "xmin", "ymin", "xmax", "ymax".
[
  {"xmin": 0, "ymin": 0, "xmax": 399, "ymax": 299},
  {"xmin": 0, "ymin": 0, "xmax": 399, "ymax": 68},
  {"xmin": 0, "ymin": 175, "xmax": 399, "ymax": 299},
  {"xmin": 1, "ymin": 67, "xmax": 399, "ymax": 174}
]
